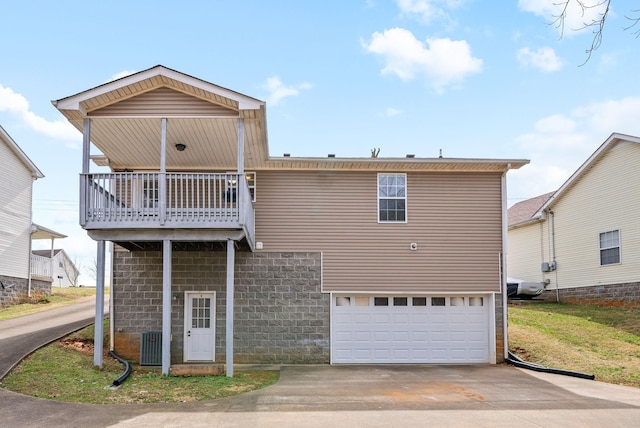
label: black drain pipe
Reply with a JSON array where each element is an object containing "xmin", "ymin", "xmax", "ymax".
[
  {"xmin": 109, "ymin": 350, "xmax": 132, "ymax": 386},
  {"xmin": 506, "ymin": 351, "xmax": 595, "ymax": 380}
]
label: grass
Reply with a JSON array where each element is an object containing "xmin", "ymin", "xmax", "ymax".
[
  {"xmin": 509, "ymin": 302, "xmax": 640, "ymax": 388},
  {"xmin": 0, "ymin": 322, "xmax": 279, "ymax": 404},
  {"xmin": 0, "ymin": 287, "xmax": 105, "ymax": 320}
]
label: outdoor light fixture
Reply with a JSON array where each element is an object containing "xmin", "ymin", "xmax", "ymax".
[{"xmin": 175, "ymin": 143, "xmax": 186, "ymax": 151}]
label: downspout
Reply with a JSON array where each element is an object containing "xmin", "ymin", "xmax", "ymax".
[
  {"xmin": 549, "ymin": 210, "xmax": 559, "ymax": 302},
  {"xmin": 27, "ymin": 225, "xmax": 35, "ymax": 298},
  {"xmin": 501, "ymin": 168, "xmax": 509, "ymax": 361}
]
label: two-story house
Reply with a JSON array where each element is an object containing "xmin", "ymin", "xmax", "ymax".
[
  {"xmin": 508, "ymin": 133, "xmax": 640, "ymax": 307},
  {"xmin": 53, "ymin": 65, "xmax": 528, "ymax": 376},
  {"xmin": 0, "ymin": 125, "xmax": 66, "ymax": 307}
]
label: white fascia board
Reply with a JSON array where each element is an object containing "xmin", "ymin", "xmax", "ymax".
[
  {"xmin": 52, "ymin": 65, "xmax": 265, "ymax": 112},
  {"xmin": 0, "ymin": 125, "xmax": 44, "ymax": 178},
  {"xmin": 535, "ymin": 132, "xmax": 640, "ymax": 217}
]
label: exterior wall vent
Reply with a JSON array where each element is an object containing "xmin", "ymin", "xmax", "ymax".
[{"xmin": 140, "ymin": 331, "xmax": 162, "ymax": 366}]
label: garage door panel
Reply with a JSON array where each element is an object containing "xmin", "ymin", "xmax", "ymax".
[{"xmin": 332, "ymin": 294, "xmax": 490, "ymax": 364}]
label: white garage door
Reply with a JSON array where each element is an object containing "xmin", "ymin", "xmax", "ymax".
[{"xmin": 332, "ymin": 295, "xmax": 491, "ymax": 364}]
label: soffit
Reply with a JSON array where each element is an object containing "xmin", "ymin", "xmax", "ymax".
[{"xmin": 261, "ymin": 157, "xmax": 529, "ymax": 172}]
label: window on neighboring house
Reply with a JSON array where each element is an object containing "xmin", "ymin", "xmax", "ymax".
[
  {"xmin": 59, "ymin": 260, "xmax": 64, "ymax": 268},
  {"xmin": 378, "ymin": 173, "xmax": 407, "ymax": 223},
  {"xmin": 599, "ymin": 229, "xmax": 620, "ymax": 266}
]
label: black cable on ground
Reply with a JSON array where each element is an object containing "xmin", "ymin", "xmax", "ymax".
[
  {"xmin": 108, "ymin": 350, "xmax": 132, "ymax": 386},
  {"xmin": 506, "ymin": 351, "xmax": 595, "ymax": 380}
]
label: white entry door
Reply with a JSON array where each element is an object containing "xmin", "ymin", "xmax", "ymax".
[{"xmin": 184, "ymin": 291, "xmax": 216, "ymax": 361}]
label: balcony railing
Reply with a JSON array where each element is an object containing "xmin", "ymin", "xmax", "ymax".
[
  {"xmin": 80, "ymin": 172, "xmax": 255, "ymax": 246},
  {"xmin": 31, "ymin": 254, "xmax": 52, "ymax": 280}
]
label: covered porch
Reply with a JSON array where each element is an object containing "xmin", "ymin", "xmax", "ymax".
[{"xmin": 52, "ymin": 66, "xmax": 269, "ymax": 377}]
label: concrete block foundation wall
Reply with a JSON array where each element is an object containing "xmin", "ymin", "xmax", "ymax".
[
  {"xmin": 538, "ymin": 282, "xmax": 640, "ymax": 307},
  {"xmin": 0, "ymin": 275, "xmax": 51, "ymax": 308},
  {"xmin": 112, "ymin": 249, "xmax": 329, "ymax": 364}
]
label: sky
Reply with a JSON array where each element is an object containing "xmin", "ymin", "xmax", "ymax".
[{"xmin": 1, "ymin": 0, "xmax": 639, "ymax": 286}]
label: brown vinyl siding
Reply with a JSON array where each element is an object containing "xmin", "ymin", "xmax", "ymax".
[
  {"xmin": 255, "ymin": 170, "xmax": 504, "ymax": 293},
  {"xmin": 89, "ymin": 87, "xmax": 238, "ymax": 117}
]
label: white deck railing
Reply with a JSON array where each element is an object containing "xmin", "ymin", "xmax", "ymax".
[
  {"xmin": 31, "ymin": 254, "xmax": 52, "ymax": 280},
  {"xmin": 80, "ymin": 172, "xmax": 254, "ymax": 240}
]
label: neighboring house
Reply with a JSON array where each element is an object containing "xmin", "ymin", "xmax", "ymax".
[
  {"xmin": 31, "ymin": 249, "xmax": 79, "ymax": 288},
  {"xmin": 0, "ymin": 125, "xmax": 66, "ymax": 307},
  {"xmin": 507, "ymin": 133, "xmax": 640, "ymax": 307},
  {"xmin": 52, "ymin": 65, "xmax": 528, "ymax": 375}
]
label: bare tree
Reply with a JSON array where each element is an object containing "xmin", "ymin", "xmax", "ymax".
[
  {"xmin": 552, "ymin": 1, "xmax": 640, "ymax": 64},
  {"xmin": 62, "ymin": 257, "xmax": 81, "ymax": 287}
]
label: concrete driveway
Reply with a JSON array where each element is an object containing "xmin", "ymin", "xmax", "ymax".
[{"xmin": 1, "ymin": 364, "xmax": 638, "ymax": 427}]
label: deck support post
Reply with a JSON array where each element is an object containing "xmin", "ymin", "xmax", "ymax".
[
  {"xmin": 93, "ymin": 240, "xmax": 105, "ymax": 368},
  {"xmin": 226, "ymin": 238, "xmax": 235, "ymax": 377},
  {"xmin": 162, "ymin": 239, "xmax": 172, "ymax": 375}
]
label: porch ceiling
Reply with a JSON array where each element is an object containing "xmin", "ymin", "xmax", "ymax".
[{"xmin": 84, "ymin": 116, "xmax": 268, "ymax": 170}]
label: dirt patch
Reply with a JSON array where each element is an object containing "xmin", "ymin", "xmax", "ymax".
[{"xmin": 60, "ymin": 339, "xmax": 95, "ymax": 355}]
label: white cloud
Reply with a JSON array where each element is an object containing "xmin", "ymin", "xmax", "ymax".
[
  {"xmin": 508, "ymin": 96, "xmax": 640, "ymax": 203},
  {"xmin": 0, "ymin": 84, "xmax": 80, "ymax": 145},
  {"xmin": 518, "ymin": 0, "xmax": 610, "ymax": 37},
  {"xmin": 517, "ymin": 47, "xmax": 563, "ymax": 72},
  {"xmin": 107, "ymin": 70, "xmax": 137, "ymax": 82},
  {"xmin": 262, "ymin": 76, "xmax": 313, "ymax": 106},
  {"xmin": 385, "ymin": 107, "xmax": 403, "ymax": 117},
  {"xmin": 362, "ymin": 27, "xmax": 482, "ymax": 93},
  {"xmin": 395, "ymin": 0, "xmax": 465, "ymax": 24}
]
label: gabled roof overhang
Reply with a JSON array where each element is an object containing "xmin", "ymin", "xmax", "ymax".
[
  {"xmin": 533, "ymin": 133, "xmax": 640, "ymax": 217},
  {"xmin": 51, "ymin": 65, "xmax": 268, "ymax": 170},
  {"xmin": 0, "ymin": 125, "xmax": 44, "ymax": 179}
]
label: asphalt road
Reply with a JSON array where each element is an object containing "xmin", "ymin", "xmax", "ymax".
[{"xmin": 0, "ymin": 296, "xmax": 109, "ymax": 379}]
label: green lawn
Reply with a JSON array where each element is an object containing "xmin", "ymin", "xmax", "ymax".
[{"xmin": 509, "ymin": 302, "xmax": 640, "ymax": 388}]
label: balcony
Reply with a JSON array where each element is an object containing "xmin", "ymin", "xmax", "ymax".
[{"xmin": 80, "ymin": 172, "xmax": 255, "ymax": 249}]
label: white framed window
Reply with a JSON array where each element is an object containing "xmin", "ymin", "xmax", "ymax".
[
  {"xmin": 599, "ymin": 229, "xmax": 620, "ymax": 266},
  {"xmin": 378, "ymin": 173, "xmax": 407, "ymax": 223}
]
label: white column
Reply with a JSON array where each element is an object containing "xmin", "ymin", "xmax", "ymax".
[
  {"xmin": 237, "ymin": 118, "xmax": 244, "ymax": 174},
  {"xmin": 159, "ymin": 118, "xmax": 167, "ymax": 225},
  {"xmin": 80, "ymin": 119, "xmax": 91, "ymax": 227},
  {"xmin": 226, "ymin": 239, "xmax": 235, "ymax": 377},
  {"xmin": 162, "ymin": 239, "xmax": 172, "ymax": 375},
  {"xmin": 94, "ymin": 240, "xmax": 106, "ymax": 368}
]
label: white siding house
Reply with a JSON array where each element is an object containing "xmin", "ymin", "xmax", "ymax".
[
  {"xmin": 0, "ymin": 125, "xmax": 42, "ymax": 280},
  {"xmin": 507, "ymin": 133, "xmax": 640, "ymax": 306},
  {"xmin": 32, "ymin": 249, "xmax": 79, "ymax": 288},
  {"xmin": 0, "ymin": 125, "xmax": 66, "ymax": 307}
]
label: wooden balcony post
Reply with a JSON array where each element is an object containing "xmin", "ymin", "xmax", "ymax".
[
  {"xmin": 93, "ymin": 240, "xmax": 105, "ymax": 368},
  {"xmin": 80, "ymin": 119, "xmax": 91, "ymax": 226},
  {"xmin": 226, "ymin": 238, "xmax": 235, "ymax": 377},
  {"xmin": 159, "ymin": 118, "xmax": 167, "ymax": 225},
  {"xmin": 162, "ymin": 239, "xmax": 172, "ymax": 375}
]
